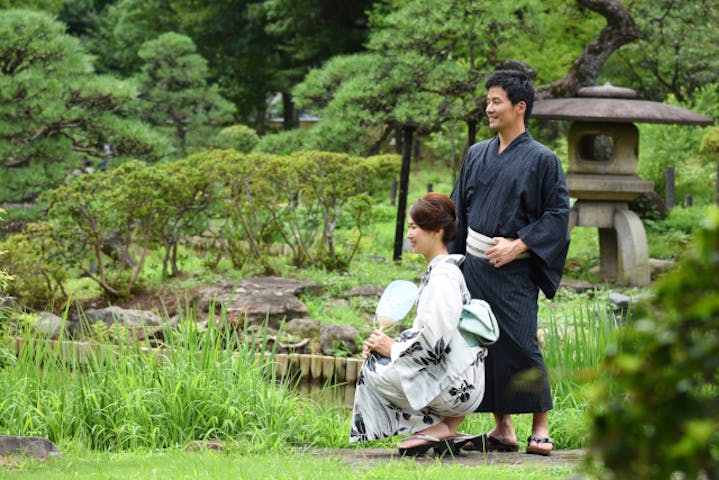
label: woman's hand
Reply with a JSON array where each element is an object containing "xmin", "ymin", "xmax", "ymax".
[{"xmin": 364, "ymin": 330, "xmax": 393, "ymax": 358}]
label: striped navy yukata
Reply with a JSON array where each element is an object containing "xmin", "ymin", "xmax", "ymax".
[{"xmin": 449, "ymin": 131, "xmax": 570, "ymax": 414}]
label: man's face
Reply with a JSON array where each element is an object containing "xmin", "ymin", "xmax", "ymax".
[{"xmin": 485, "ymin": 86, "xmax": 525, "ymax": 132}]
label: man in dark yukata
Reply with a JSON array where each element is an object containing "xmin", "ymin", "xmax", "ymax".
[{"xmin": 448, "ymin": 69, "xmax": 570, "ymax": 456}]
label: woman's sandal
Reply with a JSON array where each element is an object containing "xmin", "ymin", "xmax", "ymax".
[
  {"xmin": 525, "ymin": 434, "xmax": 554, "ymax": 456},
  {"xmin": 397, "ymin": 434, "xmax": 457, "ymax": 457},
  {"xmin": 460, "ymin": 433, "xmax": 519, "ymax": 452}
]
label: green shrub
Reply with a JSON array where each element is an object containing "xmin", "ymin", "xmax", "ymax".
[
  {"xmin": 588, "ymin": 206, "xmax": 719, "ymax": 479},
  {"xmin": 212, "ymin": 125, "xmax": 260, "ymax": 153},
  {"xmin": 638, "ymin": 86, "xmax": 719, "ymax": 203},
  {"xmin": 40, "ymin": 161, "xmax": 159, "ymax": 298},
  {"xmin": 0, "ymin": 223, "xmax": 69, "ymax": 309},
  {"xmin": 644, "ymin": 205, "xmax": 706, "ymax": 259},
  {"xmin": 253, "ymin": 129, "xmax": 308, "ymax": 155}
]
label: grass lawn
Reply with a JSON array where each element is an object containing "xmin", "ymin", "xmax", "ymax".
[{"xmin": 1, "ymin": 449, "xmax": 578, "ymax": 479}]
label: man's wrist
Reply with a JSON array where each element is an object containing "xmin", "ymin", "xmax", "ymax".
[{"xmin": 514, "ymin": 238, "xmax": 528, "ymax": 254}]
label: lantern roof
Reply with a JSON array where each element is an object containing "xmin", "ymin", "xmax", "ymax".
[{"xmin": 532, "ymin": 83, "xmax": 713, "ymax": 126}]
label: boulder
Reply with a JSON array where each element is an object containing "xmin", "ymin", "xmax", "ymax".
[
  {"xmin": 32, "ymin": 312, "xmax": 66, "ymax": 340},
  {"xmin": 320, "ymin": 324, "xmax": 360, "ymax": 356},
  {"xmin": 283, "ymin": 317, "xmax": 321, "ymax": 339},
  {"xmin": 193, "ymin": 277, "xmax": 321, "ymax": 329},
  {"xmin": 0, "ymin": 436, "xmax": 62, "ymax": 459},
  {"xmin": 74, "ymin": 306, "xmax": 174, "ymax": 340}
]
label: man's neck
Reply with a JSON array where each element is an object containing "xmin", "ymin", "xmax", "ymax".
[{"xmin": 497, "ymin": 125, "xmax": 526, "ymax": 153}]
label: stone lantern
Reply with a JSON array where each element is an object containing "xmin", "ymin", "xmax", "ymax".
[{"xmin": 533, "ymin": 84, "xmax": 712, "ymax": 286}]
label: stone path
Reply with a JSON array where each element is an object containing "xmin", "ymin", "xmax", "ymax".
[{"xmin": 315, "ymin": 447, "xmax": 585, "ymax": 468}]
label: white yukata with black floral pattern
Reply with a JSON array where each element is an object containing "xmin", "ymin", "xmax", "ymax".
[{"xmin": 349, "ymin": 254, "xmax": 486, "ymax": 443}]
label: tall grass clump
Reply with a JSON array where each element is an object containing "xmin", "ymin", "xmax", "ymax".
[
  {"xmin": 542, "ymin": 295, "xmax": 632, "ymax": 449},
  {"xmin": 0, "ymin": 311, "xmax": 346, "ymax": 452}
]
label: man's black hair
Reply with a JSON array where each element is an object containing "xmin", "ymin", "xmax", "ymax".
[{"xmin": 485, "ymin": 70, "xmax": 534, "ymax": 123}]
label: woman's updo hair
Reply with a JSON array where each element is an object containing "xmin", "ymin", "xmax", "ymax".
[{"xmin": 408, "ymin": 192, "xmax": 458, "ymax": 244}]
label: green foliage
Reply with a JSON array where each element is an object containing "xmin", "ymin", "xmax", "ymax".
[
  {"xmin": 0, "ymin": 9, "xmax": 170, "ymax": 204},
  {"xmin": 637, "ymin": 85, "xmax": 719, "ymax": 203},
  {"xmin": 589, "ymin": 207, "xmax": 719, "ymax": 479},
  {"xmin": 643, "ymin": 205, "xmax": 706, "ymax": 260},
  {"xmin": 209, "ymin": 151, "xmax": 284, "ymax": 271},
  {"xmin": 501, "ymin": 1, "xmax": 605, "ymax": 85},
  {"xmin": 603, "ymin": 0, "xmax": 719, "ymax": 102},
  {"xmin": 0, "ymin": 0, "xmax": 62, "ymax": 11},
  {"xmin": 40, "ymin": 161, "xmax": 158, "ymax": 298},
  {"xmin": 0, "ymin": 315, "xmax": 347, "ymax": 452},
  {"xmin": 148, "ymin": 153, "xmax": 220, "ymax": 277},
  {"xmin": 212, "ymin": 125, "xmax": 260, "ymax": 153},
  {"xmin": 253, "ymin": 129, "xmax": 309, "ymax": 155},
  {"xmin": 133, "ymin": 32, "xmax": 236, "ymax": 157},
  {"xmin": 88, "ymin": 0, "xmax": 180, "ymax": 76},
  {"xmin": 0, "ymin": 222, "xmax": 69, "ymax": 309},
  {"xmin": 292, "ymin": 0, "xmax": 526, "ymax": 156},
  {"xmin": 0, "ymin": 210, "xmax": 11, "ymax": 291}
]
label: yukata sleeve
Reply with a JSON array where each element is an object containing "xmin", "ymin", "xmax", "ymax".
[
  {"xmin": 390, "ymin": 268, "xmax": 464, "ymax": 411},
  {"xmin": 518, "ymin": 153, "xmax": 571, "ymax": 298}
]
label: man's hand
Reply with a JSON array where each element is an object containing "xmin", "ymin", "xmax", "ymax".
[{"xmin": 486, "ymin": 237, "xmax": 528, "ymax": 268}]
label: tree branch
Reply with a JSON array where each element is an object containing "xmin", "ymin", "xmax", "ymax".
[{"xmin": 535, "ymin": 0, "xmax": 641, "ymax": 99}]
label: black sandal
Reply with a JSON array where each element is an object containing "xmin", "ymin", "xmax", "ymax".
[
  {"xmin": 461, "ymin": 433, "xmax": 519, "ymax": 452},
  {"xmin": 397, "ymin": 434, "xmax": 457, "ymax": 457},
  {"xmin": 526, "ymin": 434, "xmax": 554, "ymax": 456}
]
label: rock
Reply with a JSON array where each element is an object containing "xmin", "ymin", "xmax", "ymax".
[
  {"xmin": 344, "ymin": 285, "xmax": 384, "ymax": 299},
  {"xmin": 183, "ymin": 439, "xmax": 224, "ymax": 452},
  {"xmin": 74, "ymin": 306, "xmax": 173, "ymax": 340},
  {"xmin": 320, "ymin": 324, "xmax": 360, "ymax": 356},
  {"xmin": 608, "ymin": 292, "xmax": 652, "ymax": 322},
  {"xmin": 32, "ymin": 312, "xmax": 66, "ymax": 340},
  {"xmin": 649, "ymin": 258, "xmax": 676, "ymax": 278},
  {"xmin": 0, "ymin": 436, "xmax": 62, "ymax": 459},
  {"xmin": 283, "ymin": 318, "xmax": 321, "ymax": 339},
  {"xmin": 558, "ymin": 279, "xmax": 596, "ymax": 294},
  {"xmin": 193, "ymin": 277, "xmax": 321, "ymax": 329}
]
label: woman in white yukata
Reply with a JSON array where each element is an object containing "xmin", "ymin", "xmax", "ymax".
[{"xmin": 349, "ymin": 192, "xmax": 486, "ymax": 456}]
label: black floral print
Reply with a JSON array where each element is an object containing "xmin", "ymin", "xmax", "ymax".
[
  {"xmin": 398, "ymin": 341, "xmax": 423, "ymax": 359},
  {"xmin": 448, "ymin": 379, "xmax": 476, "ymax": 403},
  {"xmin": 412, "ymin": 337, "xmax": 450, "ymax": 369}
]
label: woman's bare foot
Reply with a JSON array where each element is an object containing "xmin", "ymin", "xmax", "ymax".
[{"xmin": 397, "ymin": 421, "xmax": 451, "ymax": 449}]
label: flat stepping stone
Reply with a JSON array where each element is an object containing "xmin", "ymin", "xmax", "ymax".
[{"xmin": 314, "ymin": 447, "xmax": 585, "ymax": 468}]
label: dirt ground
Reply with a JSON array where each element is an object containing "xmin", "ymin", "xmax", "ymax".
[
  {"xmin": 316, "ymin": 447, "xmax": 586, "ymax": 468},
  {"xmin": 75, "ymin": 284, "xmax": 204, "ymax": 319}
]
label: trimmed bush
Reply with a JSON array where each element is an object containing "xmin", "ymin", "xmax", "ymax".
[{"xmin": 213, "ymin": 125, "xmax": 260, "ymax": 153}]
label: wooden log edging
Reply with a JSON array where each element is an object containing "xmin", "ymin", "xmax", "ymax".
[
  {"xmin": 13, "ymin": 337, "xmax": 363, "ymax": 385},
  {"xmin": 271, "ymin": 353, "xmax": 363, "ymax": 384}
]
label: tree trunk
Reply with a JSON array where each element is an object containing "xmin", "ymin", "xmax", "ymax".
[
  {"xmin": 393, "ymin": 126, "xmax": 414, "ymax": 262},
  {"xmin": 282, "ymin": 91, "xmax": 299, "ymax": 130},
  {"xmin": 467, "ymin": 120, "xmax": 477, "ymax": 146}
]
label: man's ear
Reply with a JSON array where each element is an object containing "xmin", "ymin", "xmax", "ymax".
[{"xmin": 516, "ymin": 100, "xmax": 527, "ymax": 115}]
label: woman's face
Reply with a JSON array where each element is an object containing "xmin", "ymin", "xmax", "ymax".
[{"xmin": 406, "ymin": 215, "xmax": 440, "ymax": 256}]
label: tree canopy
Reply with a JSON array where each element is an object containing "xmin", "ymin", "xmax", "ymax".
[
  {"xmin": 0, "ymin": 9, "xmax": 170, "ymax": 204},
  {"xmin": 133, "ymin": 32, "xmax": 236, "ymax": 156}
]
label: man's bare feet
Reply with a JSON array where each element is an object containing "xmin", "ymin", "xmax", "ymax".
[{"xmin": 526, "ymin": 434, "xmax": 554, "ymax": 456}]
